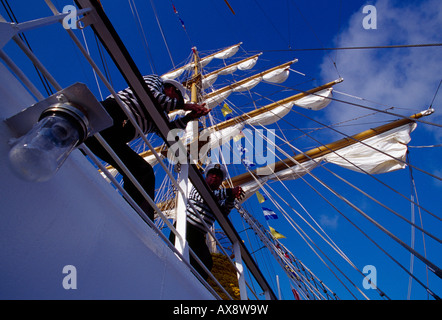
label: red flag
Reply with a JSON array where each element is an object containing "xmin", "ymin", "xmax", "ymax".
[
  {"xmin": 172, "ymin": 4, "xmax": 178, "ymax": 14},
  {"xmin": 179, "ymin": 17, "xmax": 186, "ymax": 30},
  {"xmin": 292, "ymin": 288, "xmax": 301, "ymax": 300}
]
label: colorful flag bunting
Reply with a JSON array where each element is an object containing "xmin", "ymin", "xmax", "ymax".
[
  {"xmin": 292, "ymin": 287, "xmax": 301, "ymax": 300},
  {"xmin": 179, "ymin": 17, "xmax": 186, "ymax": 30},
  {"xmin": 269, "ymin": 226, "xmax": 286, "ymax": 239},
  {"xmin": 172, "ymin": 3, "xmax": 178, "ymax": 14},
  {"xmin": 233, "ymin": 131, "xmax": 245, "ymax": 142},
  {"xmin": 290, "ymin": 283, "xmax": 301, "ymax": 300},
  {"xmin": 263, "ymin": 207, "xmax": 277, "ymax": 220},
  {"xmin": 256, "ymin": 191, "xmax": 266, "ymax": 203},
  {"xmin": 243, "ymin": 157, "xmax": 255, "ymax": 169},
  {"xmin": 221, "ymin": 103, "xmax": 233, "ymax": 117},
  {"xmin": 171, "ymin": 1, "xmax": 185, "ymax": 30},
  {"xmin": 237, "ymin": 145, "xmax": 247, "ymax": 155}
]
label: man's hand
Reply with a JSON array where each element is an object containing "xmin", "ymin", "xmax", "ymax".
[
  {"xmin": 231, "ymin": 186, "xmax": 245, "ymax": 200},
  {"xmin": 181, "ymin": 103, "xmax": 210, "ymax": 123},
  {"xmin": 188, "ymin": 109, "xmax": 210, "ymax": 119},
  {"xmin": 184, "ymin": 103, "xmax": 210, "ymax": 119}
]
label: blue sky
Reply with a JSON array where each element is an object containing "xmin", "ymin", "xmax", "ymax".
[{"xmin": 2, "ymin": 0, "xmax": 441, "ymax": 300}]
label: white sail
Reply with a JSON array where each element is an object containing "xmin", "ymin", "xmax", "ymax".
[
  {"xmin": 240, "ymin": 160, "xmax": 320, "ymax": 201},
  {"xmin": 294, "ymin": 88, "xmax": 333, "ymax": 111},
  {"xmin": 262, "ymin": 67, "xmax": 290, "ymax": 83},
  {"xmin": 161, "ymin": 43, "xmax": 242, "ymax": 81},
  {"xmin": 245, "ymin": 89, "xmax": 333, "ymax": 126},
  {"xmin": 204, "ymin": 60, "xmax": 297, "ymax": 109},
  {"xmin": 237, "ymin": 122, "xmax": 418, "ymax": 200},
  {"xmin": 201, "ymin": 73, "xmax": 219, "ymax": 89},
  {"xmin": 203, "ymin": 81, "xmax": 340, "ymax": 150},
  {"xmin": 201, "ymin": 55, "xmax": 260, "ymax": 89},
  {"xmin": 237, "ymin": 56, "xmax": 260, "ymax": 71},
  {"xmin": 324, "ymin": 122, "xmax": 417, "ymax": 174},
  {"xmin": 245, "ymin": 100, "xmax": 295, "ymax": 126},
  {"xmin": 110, "ymin": 80, "xmax": 340, "ymax": 174},
  {"xmin": 212, "ymin": 44, "xmax": 240, "ymax": 59},
  {"xmin": 160, "ymin": 66, "xmax": 191, "ymax": 80},
  {"xmin": 205, "ymin": 90, "xmax": 235, "ymax": 109}
]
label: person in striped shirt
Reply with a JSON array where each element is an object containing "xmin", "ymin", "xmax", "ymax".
[
  {"xmin": 171, "ymin": 163, "xmax": 244, "ymax": 280},
  {"xmin": 85, "ymin": 74, "xmax": 209, "ymax": 221}
]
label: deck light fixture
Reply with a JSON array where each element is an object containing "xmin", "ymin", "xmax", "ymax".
[
  {"xmin": 8, "ymin": 103, "xmax": 89, "ymax": 181},
  {"xmin": 6, "ymin": 83, "xmax": 112, "ymax": 182}
]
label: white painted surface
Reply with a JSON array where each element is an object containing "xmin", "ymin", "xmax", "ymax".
[{"xmin": 0, "ymin": 62, "xmax": 213, "ymax": 299}]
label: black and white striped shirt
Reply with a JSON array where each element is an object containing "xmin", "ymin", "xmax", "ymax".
[
  {"xmin": 186, "ymin": 187, "xmax": 236, "ymax": 233},
  {"xmin": 112, "ymin": 74, "xmax": 189, "ymax": 140}
]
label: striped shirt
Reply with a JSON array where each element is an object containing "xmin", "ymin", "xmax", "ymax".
[
  {"xmin": 111, "ymin": 74, "xmax": 189, "ymax": 140},
  {"xmin": 186, "ymin": 187, "xmax": 236, "ymax": 233}
]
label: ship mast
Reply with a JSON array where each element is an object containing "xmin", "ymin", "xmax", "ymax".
[
  {"xmin": 190, "ymin": 47, "xmax": 201, "ymax": 103},
  {"xmin": 174, "ymin": 46, "xmax": 202, "ymax": 260}
]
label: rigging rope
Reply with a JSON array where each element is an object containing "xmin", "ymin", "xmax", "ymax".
[
  {"xmin": 1, "ymin": 0, "xmax": 53, "ymax": 96},
  {"xmin": 80, "ymin": 28, "xmax": 103, "ymax": 100},
  {"xmin": 93, "ymin": 33, "xmax": 114, "ymax": 88},
  {"xmin": 220, "ymin": 83, "xmax": 441, "ymax": 221},
  {"xmin": 407, "ymin": 151, "xmax": 430, "ymax": 300},
  {"xmin": 261, "ymin": 127, "xmax": 442, "ymax": 281},
  {"xmin": 206, "ymin": 81, "xmax": 441, "ymax": 240},
  {"xmin": 162, "ymin": 46, "xmax": 440, "ymax": 298},
  {"xmin": 127, "ymin": 0, "xmax": 156, "ymax": 73},
  {"xmin": 169, "ymin": 0, "xmax": 194, "ymax": 47},
  {"xmin": 242, "ymin": 124, "xmax": 423, "ymax": 299},
  {"xmin": 249, "ymin": 43, "xmax": 442, "ymax": 52},
  {"xmin": 214, "ymin": 86, "xmax": 441, "ymax": 298},
  {"xmin": 217, "ymin": 121, "xmax": 373, "ymax": 298},
  {"xmin": 149, "ymin": 0, "xmax": 176, "ymax": 69},
  {"xmin": 429, "ymin": 79, "xmax": 442, "ymax": 110},
  {"xmin": 289, "ymin": 107, "xmax": 442, "ymax": 182},
  {"xmin": 204, "ymin": 110, "xmax": 362, "ymax": 297},
  {"xmin": 289, "ymin": 0, "xmax": 341, "ymax": 78}
]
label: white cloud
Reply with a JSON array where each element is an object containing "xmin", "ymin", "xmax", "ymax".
[
  {"xmin": 319, "ymin": 214, "xmax": 339, "ymax": 229},
  {"xmin": 320, "ymin": 0, "xmax": 442, "ymax": 137}
]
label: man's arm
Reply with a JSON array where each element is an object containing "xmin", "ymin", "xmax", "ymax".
[
  {"xmin": 214, "ymin": 187, "xmax": 244, "ymax": 215},
  {"xmin": 143, "ymin": 75, "xmax": 184, "ymax": 112}
]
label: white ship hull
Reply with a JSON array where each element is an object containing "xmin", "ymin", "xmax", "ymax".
[{"xmin": 0, "ymin": 63, "xmax": 213, "ymax": 299}]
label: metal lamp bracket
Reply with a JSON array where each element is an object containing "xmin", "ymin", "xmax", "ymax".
[
  {"xmin": 5, "ymin": 82, "xmax": 112, "ymax": 138},
  {"xmin": 0, "ymin": 8, "xmax": 92, "ymax": 49}
]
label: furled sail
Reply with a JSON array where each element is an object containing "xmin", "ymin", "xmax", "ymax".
[
  {"xmin": 155, "ymin": 112, "xmax": 422, "ymax": 214},
  {"xmin": 102, "ymin": 59, "xmax": 306, "ymax": 177},
  {"xmin": 294, "ymin": 88, "xmax": 333, "ymax": 111},
  {"xmin": 118, "ymin": 79, "xmax": 341, "ymax": 173},
  {"xmin": 227, "ymin": 110, "xmax": 432, "ymax": 201},
  {"xmin": 160, "ymin": 43, "xmax": 242, "ymax": 80},
  {"xmin": 201, "ymin": 80, "xmax": 341, "ymax": 161},
  {"xmin": 201, "ymin": 54, "xmax": 261, "ymax": 89},
  {"xmin": 203, "ymin": 60, "xmax": 298, "ymax": 109},
  {"xmin": 323, "ymin": 123, "xmax": 417, "ymax": 174}
]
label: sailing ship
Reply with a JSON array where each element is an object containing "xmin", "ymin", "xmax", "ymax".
[{"xmin": 0, "ymin": 0, "xmax": 440, "ymax": 300}]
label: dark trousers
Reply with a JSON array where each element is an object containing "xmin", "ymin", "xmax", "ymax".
[
  {"xmin": 84, "ymin": 98, "xmax": 155, "ymax": 221},
  {"xmin": 169, "ymin": 223, "xmax": 213, "ymax": 280}
]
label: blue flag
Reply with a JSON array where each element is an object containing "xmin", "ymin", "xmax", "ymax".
[{"xmin": 263, "ymin": 207, "xmax": 278, "ymax": 220}]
